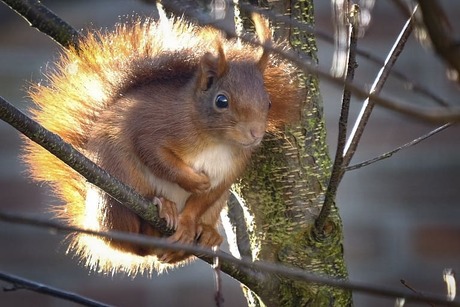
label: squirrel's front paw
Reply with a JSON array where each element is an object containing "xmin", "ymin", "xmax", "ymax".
[
  {"xmin": 154, "ymin": 196, "xmax": 178, "ymax": 230},
  {"xmin": 181, "ymin": 170, "xmax": 211, "ymax": 194}
]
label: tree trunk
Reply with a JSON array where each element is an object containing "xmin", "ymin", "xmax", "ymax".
[{"xmin": 229, "ymin": 1, "xmax": 352, "ymax": 305}]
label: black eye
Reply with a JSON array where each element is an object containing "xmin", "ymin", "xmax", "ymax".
[
  {"xmin": 215, "ymin": 94, "xmax": 229, "ymax": 109},
  {"xmin": 268, "ymin": 100, "xmax": 272, "ymax": 109}
]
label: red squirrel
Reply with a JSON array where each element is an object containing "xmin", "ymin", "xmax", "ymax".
[{"xmin": 23, "ymin": 13, "xmax": 301, "ymax": 274}]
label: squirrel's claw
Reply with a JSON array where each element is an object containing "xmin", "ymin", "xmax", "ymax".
[{"xmin": 155, "ymin": 196, "xmax": 178, "ymax": 230}]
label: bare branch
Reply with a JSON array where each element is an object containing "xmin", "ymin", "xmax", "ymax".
[
  {"xmin": 0, "ymin": 271, "xmax": 111, "ymax": 307},
  {"xmin": 346, "ymin": 123, "xmax": 452, "ymax": 171},
  {"xmin": 315, "ymin": 4, "xmax": 359, "ymax": 235},
  {"xmin": 0, "ymin": 0, "xmax": 82, "ymax": 49},
  {"xmin": 342, "ymin": 6, "xmax": 416, "ymax": 167},
  {"xmin": 0, "ymin": 210, "xmax": 459, "ymax": 306}
]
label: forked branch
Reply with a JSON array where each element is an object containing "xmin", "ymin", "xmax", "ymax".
[
  {"xmin": 342, "ymin": 6, "xmax": 417, "ymax": 167},
  {"xmin": 346, "ymin": 123, "xmax": 452, "ymax": 171},
  {"xmin": 315, "ymin": 3, "xmax": 359, "ymax": 235}
]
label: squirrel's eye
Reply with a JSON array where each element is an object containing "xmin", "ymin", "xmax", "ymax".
[
  {"xmin": 215, "ymin": 94, "xmax": 229, "ymax": 109},
  {"xmin": 268, "ymin": 100, "xmax": 272, "ymax": 109}
]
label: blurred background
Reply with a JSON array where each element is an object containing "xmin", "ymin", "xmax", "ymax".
[{"xmin": 0, "ymin": 0, "xmax": 459, "ymax": 306}]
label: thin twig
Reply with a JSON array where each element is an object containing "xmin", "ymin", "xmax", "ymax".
[
  {"xmin": 342, "ymin": 6, "xmax": 417, "ymax": 167},
  {"xmin": 0, "ymin": 210, "xmax": 459, "ymax": 306},
  {"xmin": 0, "ymin": 271, "xmax": 111, "ymax": 307},
  {"xmin": 315, "ymin": 3, "xmax": 359, "ymax": 236},
  {"xmin": 346, "ymin": 123, "xmax": 452, "ymax": 171},
  {"xmin": 0, "ymin": 0, "xmax": 82, "ymax": 49},
  {"xmin": 401, "ymin": 279, "xmax": 435, "ymax": 307},
  {"xmin": 213, "ymin": 255, "xmax": 225, "ymax": 307}
]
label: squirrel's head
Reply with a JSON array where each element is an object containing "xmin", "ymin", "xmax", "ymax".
[{"xmin": 193, "ymin": 41, "xmax": 271, "ymax": 149}]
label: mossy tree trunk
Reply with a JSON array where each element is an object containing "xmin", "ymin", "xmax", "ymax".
[{"xmin": 230, "ymin": 0, "xmax": 352, "ymax": 305}]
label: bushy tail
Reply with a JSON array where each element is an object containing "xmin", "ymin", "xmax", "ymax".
[{"xmin": 22, "ymin": 16, "xmax": 205, "ymax": 275}]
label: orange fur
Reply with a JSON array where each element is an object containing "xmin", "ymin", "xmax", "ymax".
[{"xmin": 23, "ymin": 15, "xmax": 302, "ymax": 275}]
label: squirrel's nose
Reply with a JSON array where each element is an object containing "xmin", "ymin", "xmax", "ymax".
[{"xmin": 249, "ymin": 123, "xmax": 266, "ymax": 143}]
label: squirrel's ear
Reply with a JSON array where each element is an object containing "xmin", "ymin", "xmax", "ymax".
[
  {"xmin": 252, "ymin": 13, "xmax": 271, "ymax": 72},
  {"xmin": 198, "ymin": 44, "xmax": 228, "ymax": 91}
]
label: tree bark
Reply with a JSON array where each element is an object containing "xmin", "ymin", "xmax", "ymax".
[{"xmin": 230, "ymin": 0, "xmax": 352, "ymax": 305}]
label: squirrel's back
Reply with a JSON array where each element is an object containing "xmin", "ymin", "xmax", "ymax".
[{"xmin": 23, "ymin": 15, "xmax": 302, "ymax": 275}]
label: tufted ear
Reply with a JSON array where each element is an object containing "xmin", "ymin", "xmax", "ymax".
[
  {"xmin": 252, "ymin": 13, "xmax": 272, "ymax": 72},
  {"xmin": 198, "ymin": 43, "xmax": 228, "ymax": 91}
]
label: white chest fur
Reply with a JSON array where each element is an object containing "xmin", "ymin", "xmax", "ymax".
[
  {"xmin": 144, "ymin": 143, "xmax": 236, "ymax": 211},
  {"xmin": 189, "ymin": 143, "xmax": 235, "ymax": 188}
]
